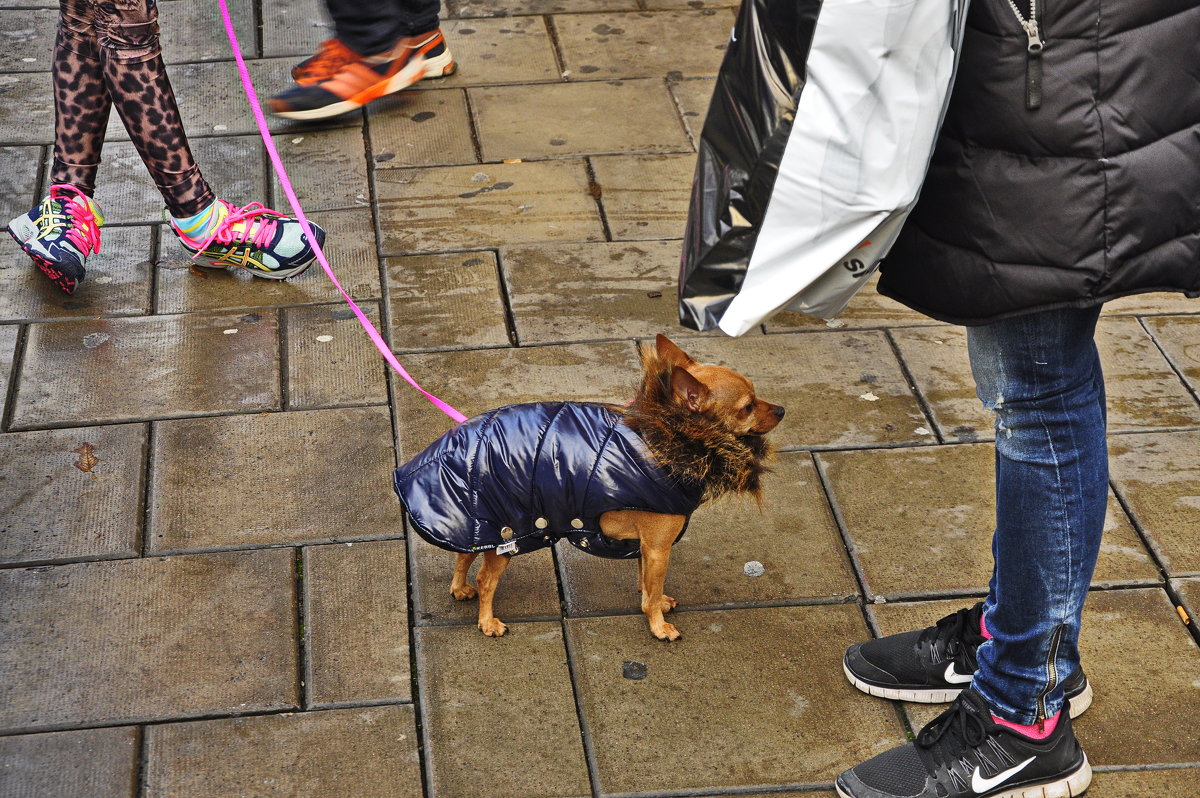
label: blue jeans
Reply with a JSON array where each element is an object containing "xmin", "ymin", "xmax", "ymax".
[{"xmin": 966, "ymin": 306, "xmax": 1107, "ymax": 725}]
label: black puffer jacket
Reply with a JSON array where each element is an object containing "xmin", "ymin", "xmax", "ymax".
[{"xmin": 877, "ymin": 0, "xmax": 1200, "ymax": 325}]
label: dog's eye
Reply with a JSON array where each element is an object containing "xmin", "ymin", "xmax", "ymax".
[{"xmin": 744, "ymin": 401, "xmax": 755, "ymax": 413}]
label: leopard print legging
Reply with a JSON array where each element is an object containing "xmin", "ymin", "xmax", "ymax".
[{"xmin": 50, "ymin": 0, "xmax": 215, "ymax": 217}]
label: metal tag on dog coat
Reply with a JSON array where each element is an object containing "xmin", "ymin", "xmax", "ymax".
[{"xmin": 496, "ymin": 541, "xmax": 519, "ymax": 555}]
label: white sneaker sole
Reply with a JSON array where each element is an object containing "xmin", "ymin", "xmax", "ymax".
[
  {"xmin": 835, "ymin": 756, "xmax": 1091, "ymax": 798},
  {"xmin": 843, "ymin": 661, "xmax": 1093, "ymax": 719},
  {"xmin": 272, "ymin": 49, "xmax": 456, "ymax": 121}
]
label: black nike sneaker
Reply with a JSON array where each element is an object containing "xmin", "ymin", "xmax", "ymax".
[
  {"xmin": 843, "ymin": 603, "xmax": 1093, "ymax": 717},
  {"xmin": 835, "ymin": 688, "xmax": 1092, "ymax": 798}
]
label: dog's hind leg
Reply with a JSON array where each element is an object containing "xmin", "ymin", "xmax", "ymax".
[
  {"xmin": 475, "ymin": 550, "xmax": 512, "ymax": 637},
  {"xmin": 450, "ymin": 552, "xmax": 479, "ymax": 600}
]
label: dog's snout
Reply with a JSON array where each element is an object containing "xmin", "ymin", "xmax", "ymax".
[{"xmin": 773, "ymin": 405, "xmax": 785, "ymax": 420}]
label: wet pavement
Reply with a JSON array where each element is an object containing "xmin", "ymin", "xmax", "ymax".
[{"xmin": 2, "ymin": 1, "xmax": 1199, "ymax": 796}]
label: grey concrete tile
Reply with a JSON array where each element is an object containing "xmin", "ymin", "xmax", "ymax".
[
  {"xmin": 590, "ymin": 153, "xmax": 694, "ymax": 240},
  {"xmin": 0, "ymin": 549, "xmax": 299, "ymax": 732},
  {"xmin": 391, "ymin": 340, "xmax": 640, "ymax": 458},
  {"xmin": 376, "ymin": 160, "xmax": 605, "ymax": 254},
  {"xmin": 668, "ymin": 76, "xmax": 715, "ymax": 143},
  {"xmin": 415, "ymin": 622, "xmax": 591, "ymax": 797},
  {"xmin": 890, "ymin": 326, "xmax": 993, "ymax": 444},
  {"xmin": 0, "ymin": 146, "xmax": 44, "ymax": 224},
  {"xmin": 1144, "ymin": 315, "xmax": 1200, "ymax": 397},
  {"xmin": 455, "ymin": 0, "xmax": 637, "ymax": 16},
  {"xmin": 472, "ymin": 79, "xmax": 691, "ymax": 161},
  {"xmin": 305, "ymin": 540, "xmax": 410, "ymax": 707},
  {"xmin": 143, "ymin": 705, "xmax": 422, "ymax": 798},
  {"xmin": 156, "ymin": 208, "xmax": 381, "ymax": 313},
  {"xmin": 765, "ymin": 277, "xmax": 945, "ymax": 333},
  {"xmin": 503, "ymin": 240, "xmax": 683, "ymax": 344},
  {"xmin": 410, "ymin": 539, "xmax": 562, "ymax": 626},
  {"xmin": 286, "ymin": 302, "xmax": 389, "ymax": 409},
  {"xmin": 0, "ymin": 726, "xmax": 138, "ymax": 798},
  {"xmin": 368, "ymin": 88, "xmax": 477, "ymax": 168},
  {"xmin": 438, "ymin": 16, "xmax": 560, "ymax": 87},
  {"xmin": 0, "ymin": 423, "xmax": 146, "ymax": 566},
  {"xmin": 678, "ymin": 332, "xmax": 930, "ymax": 449},
  {"xmin": 559, "ymin": 451, "xmax": 858, "ymax": 616},
  {"xmin": 0, "ymin": 226, "xmax": 154, "ymax": 322},
  {"xmin": 0, "ymin": 9, "xmax": 55, "ymax": 74},
  {"xmin": 1071, "ymin": 588, "xmax": 1200, "ymax": 765},
  {"xmin": 567, "ymin": 605, "xmax": 906, "ymax": 792},
  {"xmin": 77, "ymin": 135, "xmax": 266, "ymax": 226},
  {"xmin": 556, "ymin": 9, "xmax": 731, "ymax": 79},
  {"xmin": 10, "ymin": 311, "xmax": 280, "ymax": 429},
  {"xmin": 386, "ymin": 251, "xmax": 511, "ymax": 352},
  {"xmin": 261, "ymin": 0, "xmax": 335, "ymax": 58},
  {"xmin": 1097, "ymin": 316, "xmax": 1200, "ymax": 431},
  {"xmin": 149, "ymin": 407, "xmax": 400, "ymax": 553},
  {"xmin": 160, "ymin": 0, "xmax": 258, "ymax": 63},
  {"xmin": 1088, "ymin": 769, "xmax": 1200, "ymax": 796},
  {"xmin": 0, "ymin": 323, "xmax": 18, "ymax": 421},
  {"xmin": 0, "ymin": 74, "xmax": 54, "ymax": 145},
  {"xmin": 821, "ymin": 443, "xmax": 1160, "ymax": 599},
  {"xmin": 270, "ymin": 126, "xmax": 370, "ymax": 213},
  {"xmin": 1110, "ymin": 431, "xmax": 1200, "ymax": 575}
]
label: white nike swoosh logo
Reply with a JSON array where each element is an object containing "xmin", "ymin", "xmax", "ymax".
[
  {"xmin": 971, "ymin": 756, "xmax": 1035, "ymax": 794},
  {"xmin": 943, "ymin": 663, "xmax": 974, "ymax": 685}
]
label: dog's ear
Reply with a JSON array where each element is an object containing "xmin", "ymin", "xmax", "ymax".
[
  {"xmin": 656, "ymin": 334, "xmax": 696, "ymax": 367},
  {"xmin": 670, "ymin": 365, "xmax": 709, "ymax": 411}
]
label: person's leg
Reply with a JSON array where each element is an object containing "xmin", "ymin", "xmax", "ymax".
[
  {"xmin": 967, "ymin": 305, "xmax": 1107, "ymax": 725},
  {"xmin": 325, "ymin": 0, "xmax": 439, "ymax": 56}
]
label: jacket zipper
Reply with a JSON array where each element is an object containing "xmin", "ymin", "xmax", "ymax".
[
  {"xmin": 1035, "ymin": 624, "xmax": 1064, "ymax": 730},
  {"xmin": 1004, "ymin": 0, "xmax": 1044, "ymax": 110}
]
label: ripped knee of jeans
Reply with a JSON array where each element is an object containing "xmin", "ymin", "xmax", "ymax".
[{"xmin": 979, "ymin": 391, "xmax": 1013, "ymax": 438}]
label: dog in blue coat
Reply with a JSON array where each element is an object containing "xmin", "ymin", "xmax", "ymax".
[{"xmin": 394, "ymin": 335, "xmax": 784, "ymax": 640}]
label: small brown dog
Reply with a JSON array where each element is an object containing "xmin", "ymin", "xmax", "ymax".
[{"xmin": 393, "ymin": 334, "xmax": 783, "ymax": 640}]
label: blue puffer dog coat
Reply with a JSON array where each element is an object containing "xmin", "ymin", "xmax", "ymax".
[{"xmin": 394, "ymin": 402, "xmax": 705, "ymax": 559}]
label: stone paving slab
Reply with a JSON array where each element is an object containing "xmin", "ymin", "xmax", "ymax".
[
  {"xmin": 391, "ymin": 340, "xmax": 641, "ymax": 458},
  {"xmin": 410, "ymin": 536, "xmax": 562, "ymax": 626},
  {"xmin": 368, "ymin": 89, "xmax": 477, "ymax": 168},
  {"xmin": 0, "ymin": 73, "xmax": 54, "ymax": 146},
  {"xmin": 143, "ymin": 705, "xmax": 422, "ymax": 798},
  {"xmin": 0, "ymin": 549, "xmax": 298, "ymax": 732},
  {"xmin": 438, "ymin": 16, "xmax": 561, "ymax": 88},
  {"xmin": 286, "ymin": 302, "xmax": 389, "ymax": 409},
  {"xmin": 156, "ymin": 208, "xmax": 381, "ymax": 313},
  {"xmin": 10, "ymin": 311, "xmax": 280, "ymax": 429},
  {"xmin": 1088, "ymin": 769, "xmax": 1200, "ymax": 796},
  {"xmin": 0, "ymin": 226, "xmax": 155, "ymax": 323},
  {"xmin": 0, "ymin": 323, "xmax": 18, "ymax": 422},
  {"xmin": 160, "ymin": 0, "xmax": 258, "ymax": 63},
  {"xmin": 1144, "ymin": 314, "xmax": 1200, "ymax": 395},
  {"xmin": 1103, "ymin": 291, "xmax": 1200, "ymax": 317},
  {"xmin": 590, "ymin": 153, "xmax": 694, "ymax": 241},
  {"xmin": 1175, "ymin": 577, "xmax": 1200, "ymax": 624},
  {"xmin": 890, "ymin": 326, "xmax": 992, "ymax": 443},
  {"xmin": 820, "ymin": 443, "xmax": 1160, "ymax": 599},
  {"xmin": 679, "ymin": 332, "xmax": 930, "ymax": 449},
  {"xmin": 415, "ymin": 621, "xmax": 592, "ymax": 797},
  {"xmin": 1109, "ymin": 430, "xmax": 1200, "ymax": 575},
  {"xmin": 503, "ymin": 240, "xmax": 684, "ymax": 344},
  {"xmin": 566, "ymin": 604, "xmax": 906, "ymax": 793},
  {"xmin": 0, "ymin": 423, "xmax": 145, "ymax": 566},
  {"xmin": 0, "ymin": 726, "xmax": 138, "ymax": 798},
  {"xmin": 556, "ymin": 9, "xmax": 733, "ymax": 79},
  {"xmin": 387, "ymin": 251, "xmax": 511, "ymax": 353},
  {"xmin": 560, "ymin": 451, "xmax": 858, "ymax": 615},
  {"xmin": 668, "ymin": 76, "xmax": 715, "ymax": 144},
  {"xmin": 453, "ymin": 0, "xmax": 638, "ymax": 17},
  {"xmin": 472, "ymin": 79, "xmax": 691, "ymax": 161},
  {"xmin": 376, "ymin": 160, "xmax": 605, "ymax": 254},
  {"xmin": 261, "ymin": 0, "xmax": 335, "ymax": 58},
  {"xmin": 764, "ymin": 276, "xmax": 941, "ymax": 334},
  {"xmin": 271, "ymin": 127, "xmax": 371, "ymax": 212},
  {"xmin": 149, "ymin": 406, "xmax": 399, "ymax": 553},
  {"xmin": 305, "ymin": 540, "xmax": 410, "ymax": 707},
  {"xmin": 1098, "ymin": 316, "xmax": 1200, "ymax": 431},
  {"xmin": 0, "ymin": 9, "xmax": 55, "ymax": 75},
  {"xmin": 0, "ymin": 146, "xmax": 43, "ymax": 224}
]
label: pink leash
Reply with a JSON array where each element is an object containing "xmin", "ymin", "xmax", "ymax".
[{"xmin": 215, "ymin": 0, "xmax": 467, "ymax": 424}]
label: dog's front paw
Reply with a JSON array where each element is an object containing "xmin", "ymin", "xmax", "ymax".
[
  {"xmin": 451, "ymin": 584, "xmax": 477, "ymax": 601},
  {"xmin": 479, "ymin": 618, "xmax": 508, "ymax": 637},
  {"xmin": 651, "ymin": 622, "xmax": 681, "ymax": 642}
]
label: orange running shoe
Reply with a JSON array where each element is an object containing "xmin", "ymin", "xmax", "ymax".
[
  {"xmin": 268, "ymin": 29, "xmax": 456, "ymax": 120},
  {"xmin": 290, "ymin": 38, "xmax": 360, "ymax": 85}
]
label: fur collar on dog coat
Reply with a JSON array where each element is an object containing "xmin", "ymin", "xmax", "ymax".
[{"xmin": 394, "ymin": 402, "xmax": 705, "ymax": 559}]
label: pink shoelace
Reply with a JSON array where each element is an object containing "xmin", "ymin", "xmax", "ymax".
[
  {"xmin": 47, "ymin": 184, "xmax": 102, "ymax": 256},
  {"xmin": 181, "ymin": 200, "xmax": 281, "ymax": 255}
]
